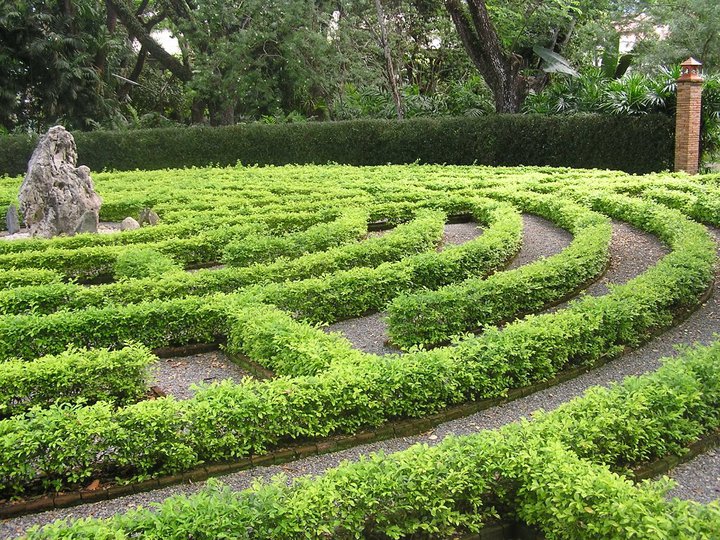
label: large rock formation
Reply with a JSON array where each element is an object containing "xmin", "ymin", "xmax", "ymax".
[{"xmin": 18, "ymin": 126, "xmax": 102, "ymax": 238}]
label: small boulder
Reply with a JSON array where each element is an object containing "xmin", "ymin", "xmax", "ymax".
[
  {"xmin": 138, "ymin": 208, "xmax": 160, "ymax": 227},
  {"xmin": 75, "ymin": 210, "xmax": 99, "ymax": 234},
  {"xmin": 5, "ymin": 204, "xmax": 20, "ymax": 234},
  {"xmin": 18, "ymin": 126, "xmax": 102, "ymax": 238},
  {"xmin": 121, "ymin": 217, "xmax": 140, "ymax": 231}
]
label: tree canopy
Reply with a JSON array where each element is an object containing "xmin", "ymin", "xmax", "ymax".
[{"xmin": 0, "ymin": 0, "xmax": 714, "ymax": 131}]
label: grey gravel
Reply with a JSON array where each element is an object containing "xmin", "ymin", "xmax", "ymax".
[
  {"xmin": 439, "ymin": 222, "xmax": 483, "ymax": 249},
  {"xmin": 666, "ymin": 448, "xmax": 720, "ymax": 503},
  {"xmin": 3, "ymin": 225, "xmax": 718, "ymax": 538},
  {"xmin": 585, "ymin": 220, "xmax": 669, "ymax": 295},
  {"xmin": 150, "ymin": 351, "xmax": 252, "ymax": 400},
  {"xmin": 324, "ymin": 312, "xmax": 399, "ymax": 356},
  {"xmin": 547, "ymin": 221, "xmax": 670, "ymax": 314},
  {"xmin": 506, "ymin": 214, "xmax": 572, "ymax": 269},
  {"xmin": 325, "ymin": 216, "xmax": 570, "ymax": 355}
]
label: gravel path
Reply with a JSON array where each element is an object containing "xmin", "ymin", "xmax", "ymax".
[
  {"xmin": 151, "ymin": 351, "xmax": 252, "ymax": 400},
  {"xmin": 440, "ymin": 222, "xmax": 483, "ymax": 248},
  {"xmin": 584, "ymin": 221, "xmax": 668, "ymax": 294},
  {"xmin": 325, "ymin": 216, "xmax": 571, "ymax": 355},
  {"xmin": 546, "ymin": 221, "xmax": 669, "ymax": 315},
  {"xmin": 3, "ymin": 225, "xmax": 717, "ymax": 538},
  {"xmin": 506, "ymin": 214, "xmax": 572, "ymax": 270},
  {"xmin": 324, "ymin": 312, "xmax": 399, "ymax": 356},
  {"xmin": 666, "ymin": 448, "xmax": 720, "ymax": 503}
]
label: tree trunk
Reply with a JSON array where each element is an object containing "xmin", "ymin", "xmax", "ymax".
[
  {"xmin": 444, "ymin": 0, "xmax": 529, "ymax": 113},
  {"xmin": 106, "ymin": 0, "xmax": 193, "ymax": 82},
  {"xmin": 191, "ymin": 99, "xmax": 207, "ymax": 124},
  {"xmin": 494, "ymin": 65, "xmax": 528, "ymax": 113},
  {"xmin": 374, "ymin": 0, "xmax": 404, "ymax": 120},
  {"xmin": 220, "ymin": 104, "xmax": 234, "ymax": 126}
]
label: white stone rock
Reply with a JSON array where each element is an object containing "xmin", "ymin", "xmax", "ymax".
[
  {"xmin": 18, "ymin": 126, "xmax": 102, "ymax": 238},
  {"xmin": 121, "ymin": 217, "xmax": 141, "ymax": 231}
]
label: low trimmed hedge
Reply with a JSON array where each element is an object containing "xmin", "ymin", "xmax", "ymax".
[
  {"xmin": 25, "ymin": 341, "xmax": 720, "ymax": 539},
  {"xmin": 0, "ymin": 210, "xmax": 342, "ymax": 280},
  {"xmin": 0, "ymin": 115, "xmax": 674, "ymax": 176},
  {"xmin": 0, "ymin": 295, "xmax": 230, "ymax": 362},
  {"xmin": 0, "ymin": 268, "xmax": 62, "ymax": 290},
  {"xmin": 227, "ymin": 304, "xmax": 364, "ymax": 377},
  {"xmin": 221, "ymin": 208, "xmax": 369, "ymax": 266},
  {"xmin": 0, "ymin": 201, "xmax": 344, "ymax": 256},
  {"xmin": 243, "ymin": 199, "xmax": 522, "ymax": 323},
  {"xmin": 387, "ymin": 192, "xmax": 612, "ymax": 348},
  {"xmin": 0, "ymin": 344, "xmax": 155, "ymax": 418},
  {"xmin": 0, "ymin": 210, "xmax": 445, "ymax": 316},
  {"xmin": 0, "ymin": 194, "xmax": 713, "ymax": 495}
]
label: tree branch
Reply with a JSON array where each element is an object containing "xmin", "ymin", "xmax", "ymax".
[{"xmin": 106, "ymin": 0, "xmax": 193, "ymax": 82}]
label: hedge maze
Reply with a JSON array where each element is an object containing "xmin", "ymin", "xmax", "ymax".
[{"xmin": 0, "ymin": 164, "xmax": 719, "ymax": 538}]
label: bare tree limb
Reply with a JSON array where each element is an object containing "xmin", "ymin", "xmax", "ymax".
[{"xmin": 106, "ymin": 0, "xmax": 193, "ymax": 82}]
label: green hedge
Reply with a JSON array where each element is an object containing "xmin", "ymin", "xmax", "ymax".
[
  {"xmin": 0, "ymin": 209, "xmax": 445, "ymax": 316},
  {"xmin": 387, "ymin": 193, "xmax": 611, "ymax": 348},
  {"xmin": 221, "ymin": 208, "xmax": 369, "ymax": 266},
  {"xmin": 0, "ymin": 195, "xmax": 713, "ymax": 495},
  {"xmin": 245, "ymin": 199, "xmax": 521, "ymax": 323},
  {"xmin": 0, "ymin": 268, "xmax": 62, "ymax": 290},
  {"xmin": 0, "ymin": 344, "xmax": 154, "ymax": 418},
  {"xmin": 0, "ymin": 115, "xmax": 674, "ymax": 176},
  {"xmin": 25, "ymin": 341, "xmax": 720, "ymax": 539}
]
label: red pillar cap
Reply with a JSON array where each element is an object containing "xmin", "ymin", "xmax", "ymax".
[{"xmin": 679, "ymin": 58, "xmax": 703, "ymax": 82}]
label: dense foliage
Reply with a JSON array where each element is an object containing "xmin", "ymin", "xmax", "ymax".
[
  {"xmin": 1, "ymin": 0, "xmax": 716, "ymax": 133},
  {"xmin": 0, "ymin": 164, "xmax": 718, "ymax": 513},
  {"xmin": 0, "ymin": 115, "xmax": 674, "ymax": 176}
]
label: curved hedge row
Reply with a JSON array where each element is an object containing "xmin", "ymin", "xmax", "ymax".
[
  {"xmin": 220, "ymin": 208, "xmax": 370, "ymax": 266},
  {"xmin": 25, "ymin": 341, "xmax": 720, "ymax": 539},
  {"xmin": 0, "ymin": 209, "xmax": 444, "ymax": 316},
  {"xmin": 244, "ymin": 198, "xmax": 522, "ymax": 323},
  {"xmin": 387, "ymin": 193, "xmax": 611, "ymax": 348},
  {"xmin": 0, "ymin": 192, "xmax": 713, "ymax": 496},
  {"xmin": 0, "ymin": 268, "xmax": 62, "ymax": 291}
]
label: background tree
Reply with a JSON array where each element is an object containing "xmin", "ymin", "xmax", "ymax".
[
  {"xmin": 0, "ymin": 0, "xmax": 131, "ymax": 132},
  {"xmin": 441, "ymin": 0, "xmax": 612, "ymax": 112}
]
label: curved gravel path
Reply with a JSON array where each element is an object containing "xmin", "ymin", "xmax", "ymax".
[
  {"xmin": 325, "ymin": 215, "xmax": 571, "ymax": 355},
  {"xmin": 506, "ymin": 214, "xmax": 572, "ymax": 270},
  {"xmin": 3, "ymin": 224, "xmax": 717, "ymax": 538},
  {"xmin": 666, "ymin": 448, "xmax": 720, "ymax": 503},
  {"xmin": 151, "ymin": 351, "xmax": 252, "ymax": 400}
]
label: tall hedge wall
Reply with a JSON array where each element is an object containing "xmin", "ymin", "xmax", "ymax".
[{"xmin": 0, "ymin": 115, "xmax": 674, "ymax": 176}]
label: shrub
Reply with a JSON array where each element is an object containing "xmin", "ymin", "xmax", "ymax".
[
  {"xmin": 113, "ymin": 248, "xmax": 182, "ymax": 280},
  {"xmin": 0, "ymin": 115, "xmax": 673, "ymax": 176},
  {"xmin": 0, "ymin": 344, "xmax": 155, "ymax": 417}
]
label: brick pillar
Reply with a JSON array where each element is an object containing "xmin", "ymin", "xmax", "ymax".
[{"xmin": 674, "ymin": 58, "xmax": 703, "ymax": 175}]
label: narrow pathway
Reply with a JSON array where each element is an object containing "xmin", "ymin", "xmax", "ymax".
[
  {"xmin": 506, "ymin": 214, "xmax": 572, "ymax": 270},
  {"xmin": 2, "ymin": 224, "xmax": 715, "ymax": 539},
  {"xmin": 325, "ymin": 215, "xmax": 572, "ymax": 355},
  {"xmin": 151, "ymin": 351, "xmax": 252, "ymax": 400},
  {"xmin": 666, "ymin": 448, "xmax": 720, "ymax": 504},
  {"xmin": 546, "ymin": 220, "xmax": 669, "ymax": 314}
]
